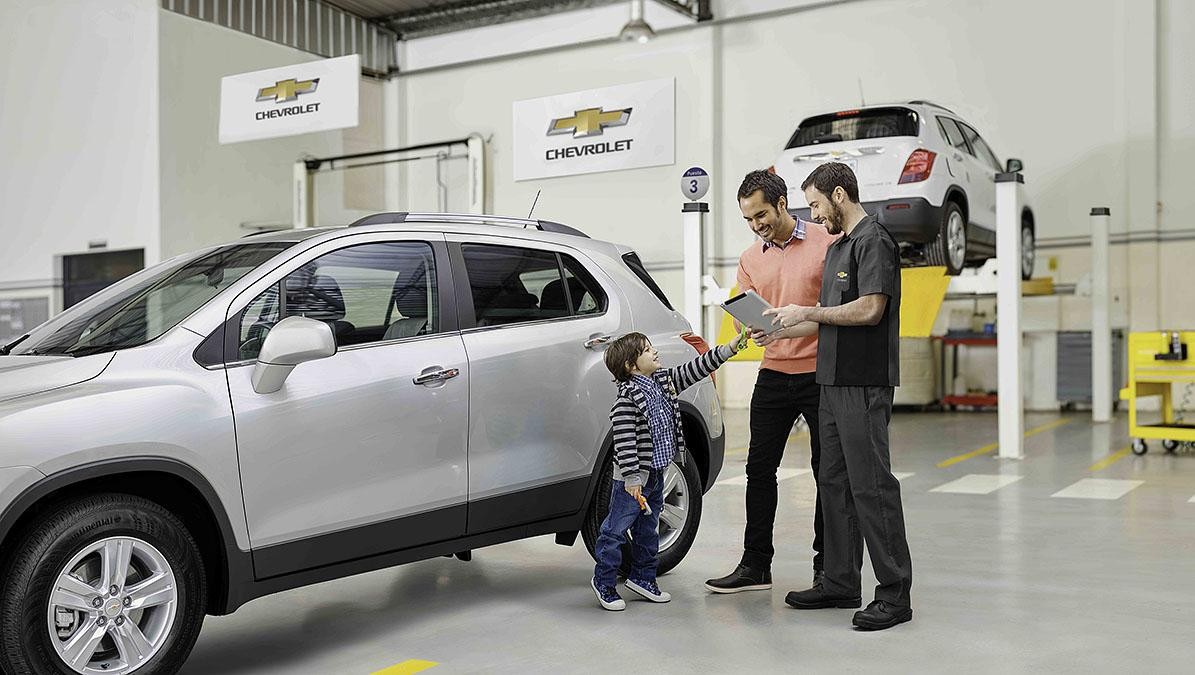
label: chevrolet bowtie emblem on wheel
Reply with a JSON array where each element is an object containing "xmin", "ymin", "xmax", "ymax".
[
  {"xmin": 547, "ymin": 107, "xmax": 632, "ymax": 138},
  {"xmin": 256, "ymin": 78, "xmax": 319, "ymax": 104}
]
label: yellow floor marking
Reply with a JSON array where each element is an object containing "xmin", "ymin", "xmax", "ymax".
[
  {"xmin": 937, "ymin": 419, "xmax": 1073, "ymax": 468},
  {"xmin": 1089, "ymin": 447, "xmax": 1131, "ymax": 472},
  {"xmin": 372, "ymin": 660, "xmax": 439, "ymax": 675}
]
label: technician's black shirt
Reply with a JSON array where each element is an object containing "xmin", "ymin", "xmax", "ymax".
[{"xmin": 815, "ymin": 215, "xmax": 901, "ymax": 387}]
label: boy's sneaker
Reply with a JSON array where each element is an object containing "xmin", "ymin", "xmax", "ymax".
[
  {"xmin": 625, "ymin": 578, "xmax": 672, "ymax": 603},
  {"xmin": 592, "ymin": 578, "xmax": 626, "ymax": 611}
]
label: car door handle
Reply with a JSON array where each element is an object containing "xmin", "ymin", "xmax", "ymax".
[
  {"xmin": 413, "ymin": 368, "xmax": 459, "ymax": 386},
  {"xmin": 584, "ymin": 335, "xmax": 613, "ymax": 349}
]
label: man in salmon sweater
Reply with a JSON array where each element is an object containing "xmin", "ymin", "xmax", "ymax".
[{"xmin": 705, "ymin": 170, "xmax": 838, "ymax": 594}]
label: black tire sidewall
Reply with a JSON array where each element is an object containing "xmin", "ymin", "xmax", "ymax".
[
  {"xmin": 933, "ymin": 202, "xmax": 966, "ymax": 275},
  {"xmin": 0, "ymin": 495, "xmax": 206, "ymax": 675}
]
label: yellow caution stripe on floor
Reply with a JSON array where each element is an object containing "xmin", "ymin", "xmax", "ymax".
[
  {"xmin": 372, "ymin": 660, "xmax": 439, "ymax": 675},
  {"xmin": 936, "ymin": 419, "xmax": 1072, "ymax": 468},
  {"xmin": 1089, "ymin": 447, "xmax": 1131, "ymax": 472}
]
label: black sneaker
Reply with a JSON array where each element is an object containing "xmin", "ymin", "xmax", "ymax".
[
  {"xmin": 852, "ymin": 600, "xmax": 913, "ymax": 630},
  {"xmin": 784, "ymin": 586, "xmax": 862, "ymax": 609},
  {"xmin": 704, "ymin": 564, "xmax": 772, "ymax": 594}
]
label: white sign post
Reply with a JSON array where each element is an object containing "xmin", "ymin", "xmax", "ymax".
[
  {"xmin": 1091, "ymin": 207, "xmax": 1113, "ymax": 423},
  {"xmin": 513, "ymin": 79, "xmax": 675, "ymax": 182},
  {"xmin": 220, "ymin": 54, "xmax": 360, "ymax": 145},
  {"xmin": 681, "ymin": 167, "xmax": 709, "ymax": 337},
  {"xmin": 996, "ymin": 171, "xmax": 1024, "ymax": 459}
]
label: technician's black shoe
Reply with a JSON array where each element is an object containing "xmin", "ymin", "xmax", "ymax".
[
  {"xmin": 852, "ymin": 600, "xmax": 913, "ymax": 630},
  {"xmin": 784, "ymin": 586, "xmax": 862, "ymax": 609},
  {"xmin": 813, "ymin": 569, "xmax": 825, "ymax": 588},
  {"xmin": 704, "ymin": 565, "xmax": 772, "ymax": 593}
]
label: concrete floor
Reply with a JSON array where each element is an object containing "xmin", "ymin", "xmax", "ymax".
[{"xmin": 182, "ymin": 410, "xmax": 1195, "ymax": 674}]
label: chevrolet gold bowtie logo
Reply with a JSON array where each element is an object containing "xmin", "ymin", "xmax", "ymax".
[
  {"xmin": 837, "ymin": 271, "xmax": 848, "ymax": 279},
  {"xmin": 547, "ymin": 107, "xmax": 632, "ymax": 138},
  {"xmin": 257, "ymin": 78, "xmax": 319, "ymax": 104}
]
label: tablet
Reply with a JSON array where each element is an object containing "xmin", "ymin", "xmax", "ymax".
[{"xmin": 720, "ymin": 290, "xmax": 780, "ymax": 335}]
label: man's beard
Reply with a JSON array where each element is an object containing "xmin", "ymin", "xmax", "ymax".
[{"xmin": 823, "ymin": 202, "xmax": 845, "ymax": 234}]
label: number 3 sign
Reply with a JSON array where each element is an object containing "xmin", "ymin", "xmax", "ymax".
[{"xmin": 681, "ymin": 166, "xmax": 710, "ymax": 201}]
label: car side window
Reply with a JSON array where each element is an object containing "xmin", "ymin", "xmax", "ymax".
[
  {"xmin": 960, "ymin": 124, "xmax": 1003, "ymax": 172},
  {"xmin": 461, "ymin": 244, "xmax": 606, "ymax": 327},
  {"xmin": 559, "ymin": 253, "xmax": 607, "ymax": 316},
  {"xmin": 237, "ymin": 241, "xmax": 438, "ymax": 360},
  {"xmin": 936, "ymin": 117, "xmax": 970, "ymax": 154}
]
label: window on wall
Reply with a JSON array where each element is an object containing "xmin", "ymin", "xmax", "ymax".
[
  {"xmin": 238, "ymin": 241, "xmax": 437, "ymax": 361},
  {"xmin": 461, "ymin": 244, "xmax": 607, "ymax": 327}
]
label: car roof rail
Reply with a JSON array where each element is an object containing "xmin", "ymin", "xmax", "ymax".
[
  {"xmin": 349, "ymin": 212, "xmax": 589, "ymax": 238},
  {"xmin": 907, "ymin": 100, "xmax": 957, "ymax": 115}
]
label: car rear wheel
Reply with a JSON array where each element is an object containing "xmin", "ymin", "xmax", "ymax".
[
  {"xmin": 926, "ymin": 201, "xmax": 967, "ymax": 275},
  {"xmin": 581, "ymin": 457, "xmax": 703, "ymax": 578},
  {"xmin": 0, "ymin": 494, "xmax": 206, "ymax": 675},
  {"xmin": 1021, "ymin": 221, "xmax": 1036, "ymax": 280}
]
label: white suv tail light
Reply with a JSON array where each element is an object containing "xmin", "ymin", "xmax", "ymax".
[{"xmin": 898, "ymin": 149, "xmax": 936, "ymax": 184}]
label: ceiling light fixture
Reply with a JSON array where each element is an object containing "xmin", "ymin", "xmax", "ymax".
[{"xmin": 619, "ymin": 0, "xmax": 656, "ymax": 44}]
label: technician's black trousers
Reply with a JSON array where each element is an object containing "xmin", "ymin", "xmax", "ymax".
[
  {"xmin": 741, "ymin": 369, "xmax": 823, "ymax": 573},
  {"xmin": 817, "ymin": 385, "xmax": 912, "ymax": 607}
]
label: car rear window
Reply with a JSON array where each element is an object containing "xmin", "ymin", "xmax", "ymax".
[
  {"xmin": 621, "ymin": 252, "xmax": 674, "ymax": 310},
  {"xmin": 786, "ymin": 107, "xmax": 920, "ymax": 149}
]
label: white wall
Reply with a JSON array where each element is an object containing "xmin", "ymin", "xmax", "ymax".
[
  {"xmin": 397, "ymin": 0, "xmax": 1194, "ymax": 332},
  {"xmin": 0, "ymin": 0, "xmax": 161, "ymax": 305},
  {"xmin": 158, "ymin": 10, "xmax": 385, "ymax": 259}
]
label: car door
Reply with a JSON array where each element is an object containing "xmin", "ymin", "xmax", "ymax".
[
  {"xmin": 224, "ymin": 233, "xmax": 470, "ymax": 579},
  {"xmin": 445, "ymin": 234, "xmax": 630, "ymax": 533}
]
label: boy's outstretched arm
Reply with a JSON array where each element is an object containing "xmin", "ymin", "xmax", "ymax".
[{"xmin": 668, "ymin": 330, "xmax": 748, "ymax": 393}]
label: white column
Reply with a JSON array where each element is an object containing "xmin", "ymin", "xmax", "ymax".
[
  {"xmin": 293, "ymin": 161, "xmax": 313, "ymax": 229},
  {"xmin": 1091, "ymin": 207, "xmax": 1113, "ymax": 422},
  {"xmin": 996, "ymin": 172, "xmax": 1024, "ymax": 459},
  {"xmin": 682, "ymin": 202, "xmax": 707, "ymax": 335}
]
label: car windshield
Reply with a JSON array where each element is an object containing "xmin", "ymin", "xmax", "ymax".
[
  {"xmin": 786, "ymin": 107, "xmax": 920, "ymax": 149},
  {"xmin": 3, "ymin": 243, "xmax": 290, "ymax": 357}
]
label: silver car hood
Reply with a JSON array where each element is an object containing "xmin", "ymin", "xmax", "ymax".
[{"xmin": 0, "ymin": 354, "xmax": 115, "ymax": 403}]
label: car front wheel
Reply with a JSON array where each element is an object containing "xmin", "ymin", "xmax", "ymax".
[
  {"xmin": 0, "ymin": 494, "xmax": 206, "ymax": 675},
  {"xmin": 581, "ymin": 457, "xmax": 703, "ymax": 577}
]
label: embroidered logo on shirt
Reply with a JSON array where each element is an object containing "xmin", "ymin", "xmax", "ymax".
[{"xmin": 836, "ymin": 271, "xmax": 848, "ymax": 279}]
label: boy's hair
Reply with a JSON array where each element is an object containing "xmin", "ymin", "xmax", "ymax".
[
  {"xmin": 737, "ymin": 169, "xmax": 788, "ymax": 207},
  {"xmin": 605, "ymin": 332, "xmax": 650, "ymax": 383}
]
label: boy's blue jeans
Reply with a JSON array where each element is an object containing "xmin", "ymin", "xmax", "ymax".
[{"xmin": 593, "ymin": 469, "xmax": 665, "ymax": 588}]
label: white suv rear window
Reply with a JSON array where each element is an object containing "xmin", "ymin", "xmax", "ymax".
[{"xmin": 786, "ymin": 107, "xmax": 920, "ymax": 149}]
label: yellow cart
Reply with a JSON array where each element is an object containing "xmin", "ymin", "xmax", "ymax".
[{"xmin": 1120, "ymin": 331, "xmax": 1195, "ymax": 455}]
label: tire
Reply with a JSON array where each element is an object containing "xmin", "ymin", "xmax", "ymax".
[
  {"xmin": 581, "ymin": 458, "xmax": 703, "ymax": 578},
  {"xmin": 1162, "ymin": 439, "xmax": 1179, "ymax": 453},
  {"xmin": 1021, "ymin": 220, "xmax": 1036, "ymax": 281},
  {"xmin": 0, "ymin": 494, "xmax": 207, "ymax": 675},
  {"xmin": 926, "ymin": 201, "xmax": 967, "ymax": 276},
  {"xmin": 1131, "ymin": 439, "xmax": 1148, "ymax": 456}
]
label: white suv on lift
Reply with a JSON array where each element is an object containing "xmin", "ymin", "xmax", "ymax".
[{"xmin": 773, "ymin": 101, "xmax": 1036, "ymax": 279}]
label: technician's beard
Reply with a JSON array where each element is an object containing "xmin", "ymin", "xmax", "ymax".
[{"xmin": 824, "ymin": 202, "xmax": 846, "ymax": 234}]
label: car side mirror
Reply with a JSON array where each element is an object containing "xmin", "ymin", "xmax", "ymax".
[
  {"xmin": 1005, "ymin": 158, "xmax": 1023, "ymax": 173},
  {"xmin": 251, "ymin": 316, "xmax": 336, "ymax": 394}
]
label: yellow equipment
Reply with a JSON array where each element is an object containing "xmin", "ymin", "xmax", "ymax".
[{"xmin": 1120, "ymin": 331, "xmax": 1195, "ymax": 455}]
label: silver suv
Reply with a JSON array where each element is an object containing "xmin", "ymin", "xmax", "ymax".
[{"xmin": 0, "ymin": 213, "xmax": 726, "ymax": 674}]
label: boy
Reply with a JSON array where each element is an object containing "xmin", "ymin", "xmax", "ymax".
[{"xmin": 592, "ymin": 330, "xmax": 748, "ymax": 610}]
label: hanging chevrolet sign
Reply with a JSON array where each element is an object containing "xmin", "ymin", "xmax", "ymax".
[
  {"xmin": 514, "ymin": 79, "xmax": 675, "ymax": 181},
  {"xmin": 219, "ymin": 55, "xmax": 359, "ymax": 144}
]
